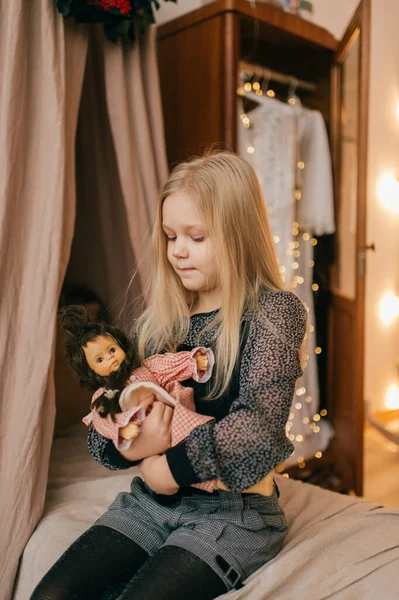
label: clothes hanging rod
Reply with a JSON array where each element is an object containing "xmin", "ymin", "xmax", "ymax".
[{"xmin": 239, "ymin": 60, "xmax": 317, "ymax": 92}]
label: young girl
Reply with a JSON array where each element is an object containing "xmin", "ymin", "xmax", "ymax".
[{"xmin": 31, "ymin": 151, "xmax": 307, "ymax": 600}]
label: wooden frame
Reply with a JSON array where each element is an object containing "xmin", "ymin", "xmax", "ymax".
[{"xmin": 157, "ymin": 0, "xmax": 370, "ymax": 494}]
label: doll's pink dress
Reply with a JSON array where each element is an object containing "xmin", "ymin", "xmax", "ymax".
[{"xmin": 83, "ymin": 348, "xmax": 216, "ymax": 492}]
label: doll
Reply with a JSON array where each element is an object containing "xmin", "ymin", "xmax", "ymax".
[{"xmin": 61, "ymin": 306, "xmax": 216, "ymax": 492}]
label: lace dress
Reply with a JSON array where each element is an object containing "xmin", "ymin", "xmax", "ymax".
[{"xmin": 238, "ymin": 94, "xmax": 335, "ymax": 462}]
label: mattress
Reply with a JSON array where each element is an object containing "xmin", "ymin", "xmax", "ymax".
[{"xmin": 13, "ymin": 424, "xmax": 399, "ymax": 599}]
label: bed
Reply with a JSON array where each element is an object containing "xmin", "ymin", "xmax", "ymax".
[{"xmin": 13, "ymin": 423, "xmax": 399, "ymax": 599}]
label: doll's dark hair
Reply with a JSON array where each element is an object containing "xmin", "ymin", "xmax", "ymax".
[{"xmin": 60, "ymin": 305, "xmax": 137, "ymax": 419}]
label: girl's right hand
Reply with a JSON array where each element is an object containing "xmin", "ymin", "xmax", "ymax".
[{"xmin": 118, "ymin": 397, "xmax": 173, "ymax": 462}]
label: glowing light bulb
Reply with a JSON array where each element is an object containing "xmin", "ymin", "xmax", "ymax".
[
  {"xmin": 377, "ymin": 172, "xmax": 399, "ymax": 213},
  {"xmin": 385, "ymin": 384, "xmax": 399, "ymax": 410},
  {"xmin": 379, "ymin": 292, "xmax": 399, "ymax": 325}
]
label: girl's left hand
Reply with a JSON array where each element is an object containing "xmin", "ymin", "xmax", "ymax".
[{"xmin": 140, "ymin": 455, "xmax": 179, "ymax": 495}]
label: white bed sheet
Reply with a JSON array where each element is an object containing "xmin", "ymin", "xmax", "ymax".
[{"xmin": 13, "ymin": 424, "xmax": 399, "ymax": 599}]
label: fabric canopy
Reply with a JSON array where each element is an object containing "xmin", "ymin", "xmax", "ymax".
[{"xmin": 0, "ymin": 3, "xmax": 167, "ymax": 597}]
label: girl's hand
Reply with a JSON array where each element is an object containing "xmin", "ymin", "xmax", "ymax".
[
  {"xmin": 118, "ymin": 399, "xmax": 173, "ymax": 462},
  {"xmin": 140, "ymin": 455, "xmax": 179, "ymax": 495}
]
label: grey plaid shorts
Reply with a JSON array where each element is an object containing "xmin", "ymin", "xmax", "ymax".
[{"xmin": 95, "ymin": 477, "xmax": 287, "ymax": 591}]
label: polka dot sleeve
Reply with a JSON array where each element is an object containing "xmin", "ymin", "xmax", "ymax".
[{"xmin": 167, "ymin": 292, "xmax": 308, "ymax": 491}]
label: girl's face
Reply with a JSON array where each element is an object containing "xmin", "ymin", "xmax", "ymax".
[
  {"xmin": 83, "ymin": 335, "xmax": 127, "ymax": 377},
  {"xmin": 162, "ymin": 192, "xmax": 220, "ymax": 301}
]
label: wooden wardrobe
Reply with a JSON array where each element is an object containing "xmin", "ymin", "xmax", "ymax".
[{"xmin": 157, "ymin": 0, "xmax": 371, "ymax": 496}]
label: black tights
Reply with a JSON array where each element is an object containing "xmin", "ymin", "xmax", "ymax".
[{"xmin": 30, "ymin": 525, "xmax": 227, "ymax": 600}]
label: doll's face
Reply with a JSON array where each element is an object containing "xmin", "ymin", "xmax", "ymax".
[{"xmin": 83, "ymin": 335, "xmax": 127, "ymax": 377}]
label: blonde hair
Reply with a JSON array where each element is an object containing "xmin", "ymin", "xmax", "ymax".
[{"xmin": 136, "ymin": 151, "xmax": 295, "ymax": 398}]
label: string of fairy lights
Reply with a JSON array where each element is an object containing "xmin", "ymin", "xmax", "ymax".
[{"xmin": 239, "ymin": 75, "xmax": 328, "ymax": 473}]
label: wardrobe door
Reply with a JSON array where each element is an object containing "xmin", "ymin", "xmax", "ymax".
[
  {"xmin": 329, "ymin": 0, "xmax": 370, "ymax": 496},
  {"xmin": 157, "ymin": 12, "xmax": 239, "ymax": 168}
]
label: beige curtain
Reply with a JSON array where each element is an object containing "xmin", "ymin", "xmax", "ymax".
[
  {"xmin": 65, "ymin": 26, "xmax": 168, "ymax": 325},
  {"xmin": 65, "ymin": 27, "xmax": 143, "ymax": 324},
  {"xmin": 0, "ymin": 4, "xmax": 88, "ymax": 598},
  {"xmin": 105, "ymin": 25, "xmax": 168, "ymax": 290},
  {"xmin": 0, "ymin": 5, "xmax": 167, "ymax": 598}
]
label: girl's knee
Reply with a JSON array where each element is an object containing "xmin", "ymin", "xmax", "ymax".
[{"xmin": 30, "ymin": 580, "xmax": 66, "ymax": 600}]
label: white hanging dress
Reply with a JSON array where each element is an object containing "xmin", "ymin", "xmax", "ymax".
[{"xmin": 238, "ymin": 92, "xmax": 335, "ymax": 464}]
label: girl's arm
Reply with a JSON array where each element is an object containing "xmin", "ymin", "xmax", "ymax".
[
  {"xmin": 165, "ymin": 292, "xmax": 308, "ymax": 492},
  {"xmin": 88, "ymin": 426, "xmax": 134, "ymax": 471},
  {"xmin": 87, "ymin": 399, "xmax": 173, "ymax": 469},
  {"xmin": 141, "ymin": 347, "xmax": 214, "ymax": 387},
  {"xmin": 86, "ymin": 387, "xmax": 134, "ymax": 471}
]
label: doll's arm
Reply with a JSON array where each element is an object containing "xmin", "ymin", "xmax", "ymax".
[
  {"xmin": 83, "ymin": 405, "xmax": 144, "ymax": 450},
  {"xmin": 141, "ymin": 348, "xmax": 214, "ymax": 387},
  {"xmin": 119, "ymin": 421, "xmax": 141, "ymax": 440}
]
